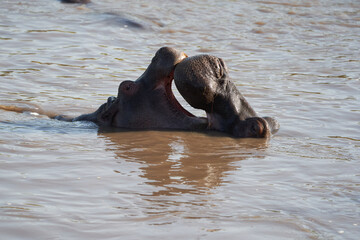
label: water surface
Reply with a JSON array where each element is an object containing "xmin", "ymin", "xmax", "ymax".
[{"xmin": 1, "ymin": 0, "xmax": 359, "ymax": 239}]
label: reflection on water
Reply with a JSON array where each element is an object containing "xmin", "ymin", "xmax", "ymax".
[
  {"xmin": 100, "ymin": 131, "xmax": 268, "ymax": 196},
  {"xmin": 1, "ymin": 0, "xmax": 360, "ymax": 239}
]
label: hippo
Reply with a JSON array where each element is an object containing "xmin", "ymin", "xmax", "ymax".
[
  {"xmin": 56, "ymin": 47, "xmax": 207, "ymax": 130},
  {"xmin": 1, "ymin": 47, "xmax": 279, "ymax": 138},
  {"xmin": 174, "ymin": 55, "xmax": 279, "ymax": 138}
]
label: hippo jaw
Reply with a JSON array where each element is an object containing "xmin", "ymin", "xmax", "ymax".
[
  {"xmin": 90, "ymin": 47, "xmax": 207, "ymax": 130},
  {"xmin": 96, "ymin": 77, "xmax": 207, "ymax": 129}
]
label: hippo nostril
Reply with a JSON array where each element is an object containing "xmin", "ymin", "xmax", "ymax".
[{"xmin": 119, "ymin": 80, "xmax": 139, "ymax": 96}]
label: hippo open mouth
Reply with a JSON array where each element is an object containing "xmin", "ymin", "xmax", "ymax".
[
  {"xmin": 73, "ymin": 47, "xmax": 207, "ymax": 130},
  {"xmin": 102, "ymin": 72, "xmax": 195, "ymax": 121}
]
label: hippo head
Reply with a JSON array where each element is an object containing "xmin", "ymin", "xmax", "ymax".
[
  {"xmin": 85, "ymin": 47, "xmax": 207, "ymax": 130},
  {"xmin": 174, "ymin": 55, "xmax": 279, "ymax": 138}
]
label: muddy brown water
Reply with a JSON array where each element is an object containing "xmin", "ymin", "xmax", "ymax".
[{"xmin": 1, "ymin": 0, "xmax": 359, "ymax": 239}]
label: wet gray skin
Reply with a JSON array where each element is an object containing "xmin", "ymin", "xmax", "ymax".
[
  {"xmin": 174, "ymin": 55, "xmax": 280, "ymax": 138},
  {"xmin": 56, "ymin": 47, "xmax": 207, "ymax": 130}
]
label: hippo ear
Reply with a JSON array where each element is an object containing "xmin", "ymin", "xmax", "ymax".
[
  {"xmin": 215, "ymin": 57, "xmax": 229, "ymax": 87},
  {"xmin": 118, "ymin": 81, "xmax": 139, "ymax": 97},
  {"xmin": 216, "ymin": 57, "xmax": 228, "ymax": 79}
]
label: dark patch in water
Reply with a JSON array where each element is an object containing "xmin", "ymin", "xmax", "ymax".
[
  {"xmin": 60, "ymin": 0, "xmax": 91, "ymax": 4},
  {"xmin": 59, "ymin": 0, "xmax": 146, "ymax": 29},
  {"xmin": 102, "ymin": 12, "xmax": 145, "ymax": 29}
]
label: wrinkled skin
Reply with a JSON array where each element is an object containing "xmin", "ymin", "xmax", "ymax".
[
  {"xmin": 57, "ymin": 47, "xmax": 207, "ymax": 130},
  {"xmin": 174, "ymin": 55, "xmax": 280, "ymax": 138}
]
